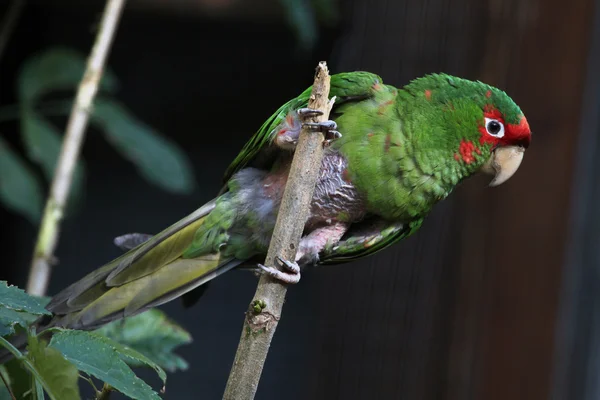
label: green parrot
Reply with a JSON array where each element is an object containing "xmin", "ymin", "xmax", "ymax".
[{"xmin": 9, "ymin": 71, "xmax": 532, "ymax": 338}]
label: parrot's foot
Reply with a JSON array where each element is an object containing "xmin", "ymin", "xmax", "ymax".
[
  {"xmin": 296, "ymin": 107, "xmax": 323, "ymax": 118},
  {"xmin": 257, "ymin": 256, "xmax": 301, "ymax": 284},
  {"xmin": 276, "ymin": 109, "xmax": 341, "ymax": 150},
  {"xmin": 323, "ymin": 130, "xmax": 342, "ymax": 146},
  {"xmin": 302, "ymin": 120, "xmax": 342, "ymax": 146},
  {"xmin": 298, "ymin": 108, "xmax": 342, "ymax": 145}
]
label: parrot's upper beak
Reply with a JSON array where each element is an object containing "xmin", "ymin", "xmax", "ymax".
[{"xmin": 480, "ymin": 145, "xmax": 525, "ymax": 187}]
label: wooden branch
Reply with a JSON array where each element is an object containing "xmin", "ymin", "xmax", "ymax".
[
  {"xmin": 222, "ymin": 62, "xmax": 333, "ymax": 400},
  {"xmin": 25, "ymin": 0, "xmax": 127, "ymax": 296}
]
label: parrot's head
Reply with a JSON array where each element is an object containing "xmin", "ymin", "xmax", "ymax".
[
  {"xmin": 471, "ymin": 83, "xmax": 531, "ymax": 187},
  {"xmin": 406, "ymin": 73, "xmax": 531, "ymax": 187}
]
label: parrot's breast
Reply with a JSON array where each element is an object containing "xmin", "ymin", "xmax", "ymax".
[
  {"xmin": 225, "ymin": 150, "xmax": 367, "ymax": 255},
  {"xmin": 307, "ymin": 150, "xmax": 366, "ymax": 229}
]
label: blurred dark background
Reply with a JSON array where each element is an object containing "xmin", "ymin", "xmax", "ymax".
[{"xmin": 1, "ymin": 0, "xmax": 599, "ymax": 399}]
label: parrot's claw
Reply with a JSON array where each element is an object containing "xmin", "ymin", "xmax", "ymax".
[
  {"xmin": 302, "ymin": 120, "xmax": 342, "ymax": 147},
  {"xmin": 303, "ymin": 120, "xmax": 337, "ymax": 132},
  {"xmin": 324, "ymin": 130, "xmax": 342, "ymax": 146},
  {"xmin": 296, "ymin": 108, "xmax": 323, "ymax": 118},
  {"xmin": 256, "ymin": 256, "xmax": 301, "ymax": 284},
  {"xmin": 275, "ymin": 256, "xmax": 301, "ymax": 274}
]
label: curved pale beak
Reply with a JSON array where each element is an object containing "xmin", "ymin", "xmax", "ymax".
[{"xmin": 480, "ymin": 145, "xmax": 525, "ymax": 187}]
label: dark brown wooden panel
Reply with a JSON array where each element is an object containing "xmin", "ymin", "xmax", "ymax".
[{"xmin": 307, "ymin": 0, "xmax": 595, "ymax": 398}]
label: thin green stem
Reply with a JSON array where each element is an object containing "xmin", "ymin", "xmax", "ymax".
[
  {"xmin": 80, "ymin": 373, "xmax": 100, "ymax": 393},
  {"xmin": 26, "ymin": 0, "xmax": 127, "ymax": 297},
  {"xmin": 95, "ymin": 383, "xmax": 113, "ymax": 400},
  {"xmin": 0, "ymin": 368, "xmax": 16, "ymax": 400},
  {"xmin": 0, "ymin": 337, "xmax": 55, "ymax": 400}
]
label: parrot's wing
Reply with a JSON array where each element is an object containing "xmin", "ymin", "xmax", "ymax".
[
  {"xmin": 319, "ymin": 218, "xmax": 424, "ymax": 264},
  {"xmin": 46, "ymin": 199, "xmax": 220, "ymax": 315},
  {"xmin": 221, "ymin": 71, "xmax": 384, "ymax": 185}
]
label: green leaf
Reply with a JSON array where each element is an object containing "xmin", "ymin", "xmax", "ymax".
[
  {"xmin": 0, "ymin": 282, "xmax": 50, "ymax": 316},
  {"xmin": 0, "ymin": 384, "xmax": 10, "ymax": 400},
  {"xmin": 0, "ymin": 136, "xmax": 43, "ymax": 223},
  {"xmin": 2, "ymin": 358, "xmax": 32, "ymax": 400},
  {"xmin": 27, "ymin": 335, "xmax": 80, "ymax": 400},
  {"xmin": 0, "ymin": 281, "xmax": 50, "ymax": 337},
  {"xmin": 49, "ymin": 330, "xmax": 164, "ymax": 400},
  {"xmin": 19, "ymin": 110, "xmax": 87, "ymax": 212},
  {"xmin": 18, "ymin": 47, "xmax": 118, "ymax": 104},
  {"xmin": 91, "ymin": 99, "xmax": 196, "ymax": 194},
  {"xmin": 0, "ymin": 308, "xmax": 34, "ymax": 338},
  {"xmin": 95, "ymin": 309, "xmax": 192, "ymax": 372}
]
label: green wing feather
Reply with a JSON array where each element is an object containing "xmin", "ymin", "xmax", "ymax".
[
  {"xmin": 222, "ymin": 71, "xmax": 384, "ymax": 184},
  {"xmin": 45, "ymin": 199, "xmax": 244, "ymax": 330},
  {"xmin": 319, "ymin": 219, "xmax": 424, "ymax": 264}
]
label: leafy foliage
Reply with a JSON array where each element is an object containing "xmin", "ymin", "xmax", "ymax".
[
  {"xmin": 92, "ymin": 99, "xmax": 195, "ymax": 195},
  {"xmin": 0, "ymin": 281, "xmax": 50, "ymax": 337},
  {"xmin": 0, "ymin": 137, "xmax": 43, "ymax": 224},
  {"xmin": 0, "ymin": 281, "xmax": 193, "ymax": 399},
  {"xmin": 27, "ymin": 335, "xmax": 81, "ymax": 400},
  {"xmin": 50, "ymin": 330, "xmax": 164, "ymax": 400},
  {"xmin": 17, "ymin": 47, "xmax": 118, "ymax": 104},
  {"xmin": 95, "ymin": 309, "xmax": 192, "ymax": 372},
  {"xmin": 0, "ymin": 47, "xmax": 197, "ymax": 223},
  {"xmin": 20, "ymin": 109, "xmax": 87, "ymax": 212},
  {"xmin": 1, "ymin": 359, "xmax": 30, "ymax": 400}
]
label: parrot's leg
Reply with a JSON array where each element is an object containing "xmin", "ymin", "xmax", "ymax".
[
  {"xmin": 255, "ymin": 222, "xmax": 348, "ymax": 283},
  {"xmin": 296, "ymin": 108, "xmax": 323, "ymax": 118},
  {"xmin": 303, "ymin": 120, "xmax": 342, "ymax": 145},
  {"xmin": 296, "ymin": 222, "xmax": 348, "ymax": 264},
  {"xmin": 113, "ymin": 233, "xmax": 154, "ymax": 251},
  {"xmin": 275, "ymin": 110, "xmax": 341, "ymax": 150},
  {"xmin": 257, "ymin": 256, "xmax": 301, "ymax": 284}
]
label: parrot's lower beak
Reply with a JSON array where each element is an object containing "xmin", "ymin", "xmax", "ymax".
[{"xmin": 480, "ymin": 145, "xmax": 525, "ymax": 187}]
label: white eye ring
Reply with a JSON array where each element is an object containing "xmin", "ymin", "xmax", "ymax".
[{"xmin": 484, "ymin": 117, "xmax": 505, "ymax": 138}]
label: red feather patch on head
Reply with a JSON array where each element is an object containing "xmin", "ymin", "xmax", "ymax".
[
  {"xmin": 458, "ymin": 139, "xmax": 476, "ymax": 164},
  {"xmin": 507, "ymin": 116, "xmax": 531, "ymax": 148},
  {"xmin": 478, "ymin": 105, "xmax": 531, "ymax": 148},
  {"xmin": 425, "ymin": 89, "xmax": 432, "ymax": 100}
]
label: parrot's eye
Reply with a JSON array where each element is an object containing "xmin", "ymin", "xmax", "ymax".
[{"xmin": 485, "ymin": 118, "xmax": 505, "ymax": 138}]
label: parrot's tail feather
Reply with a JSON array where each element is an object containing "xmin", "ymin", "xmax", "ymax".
[
  {"xmin": 46, "ymin": 199, "xmax": 218, "ymax": 314},
  {"xmin": 138, "ymin": 258, "xmax": 243, "ymax": 312},
  {"xmin": 0, "ymin": 198, "xmax": 238, "ymax": 365},
  {"xmin": 0, "ymin": 256, "xmax": 243, "ymax": 364},
  {"xmin": 69, "ymin": 256, "xmax": 243, "ymax": 330}
]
